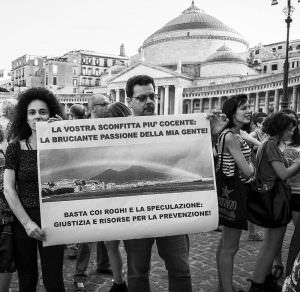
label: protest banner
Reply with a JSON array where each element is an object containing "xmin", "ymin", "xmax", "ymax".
[{"xmin": 37, "ymin": 114, "xmax": 218, "ymax": 246}]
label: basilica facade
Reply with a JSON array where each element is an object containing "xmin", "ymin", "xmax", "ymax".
[{"xmin": 107, "ymin": 1, "xmax": 300, "ymax": 115}]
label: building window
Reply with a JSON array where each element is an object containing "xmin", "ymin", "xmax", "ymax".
[
  {"xmin": 96, "ymin": 68, "xmax": 100, "ymax": 76},
  {"xmin": 112, "ymin": 59, "xmax": 116, "ymax": 65},
  {"xmin": 95, "ymin": 59, "xmax": 99, "ymax": 65},
  {"xmin": 263, "ymin": 65, "xmax": 267, "ymax": 73},
  {"xmin": 278, "ymin": 45, "xmax": 282, "ymax": 49},
  {"xmin": 255, "ymin": 49, "xmax": 259, "ymax": 55},
  {"xmin": 289, "ymin": 46, "xmax": 293, "ymax": 51},
  {"xmin": 88, "ymin": 78, "xmax": 92, "ymax": 86},
  {"xmin": 53, "ymin": 76, "xmax": 57, "ymax": 85},
  {"xmin": 104, "ymin": 59, "xmax": 108, "ymax": 67},
  {"xmin": 73, "ymin": 78, "xmax": 77, "ymax": 87},
  {"xmin": 46, "ymin": 76, "xmax": 48, "ymax": 85},
  {"xmin": 52, "ymin": 65, "xmax": 58, "ymax": 74},
  {"xmin": 88, "ymin": 68, "xmax": 92, "ymax": 75},
  {"xmin": 271, "ymin": 64, "xmax": 278, "ymax": 71},
  {"xmin": 82, "ymin": 67, "xmax": 86, "ymax": 75},
  {"xmin": 82, "ymin": 78, "xmax": 86, "ymax": 86},
  {"xmin": 95, "ymin": 79, "xmax": 100, "ymax": 86},
  {"xmin": 88, "ymin": 58, "xmax": 92, "ymax": 64},
  {"xmin": 72, "ymin": 67, "xmax": 77, "ymax": 75},
  {"xmin": 82, "ymin": 57, "xmax": 86, "ymax": 64},
  {"xmin": 272, "ymin": 48, "xmax": 276, "ymax": 52}
]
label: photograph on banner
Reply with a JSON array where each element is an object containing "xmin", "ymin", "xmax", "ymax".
[{"xmin": 37, "ymin": 114, "xmax": 218, "ymax": 246}]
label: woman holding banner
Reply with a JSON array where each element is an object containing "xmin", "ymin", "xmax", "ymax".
[
  {"xmin": 216, "ymin": 94, "xmax": 254, "ymax": 292},
  {"xmin": 3, "ymin": 88, "xmax": 65, "ymax": 292}
]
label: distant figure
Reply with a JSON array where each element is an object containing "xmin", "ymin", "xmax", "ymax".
[
  {"xmin": 88, "ymin": 94, "xmax": 109, "ymax": 119},
  {"xmin": 69, "ymin": 104, "xmax": 86, "ymax": 120}
]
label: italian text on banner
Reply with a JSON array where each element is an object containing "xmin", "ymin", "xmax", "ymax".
[{"xmin": 37, "ymin": 114, "xmax": 218, "ymax": 246}]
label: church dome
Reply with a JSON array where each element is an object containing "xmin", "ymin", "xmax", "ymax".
[
  {"xmin": 204, "ymin": 45, "xmax": 246, "ymax": 64},
  {"xmin": 201, "ymin": 45, "xmax": 249, "ymax": 78},
  {"xmin": 152, "ymin": 2, "xmax": 240, "ymax": 36},
  {"xmin": 142, "ymin": 1, "xmax": 248, "ymax": 66}
]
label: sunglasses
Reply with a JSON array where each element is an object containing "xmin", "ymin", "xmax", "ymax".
[{"xmin": 133, "ymin": 93, "xmax": 157, "ymax": 102}]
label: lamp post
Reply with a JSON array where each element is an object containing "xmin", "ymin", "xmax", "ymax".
[{"xmin": 271, "ymin": 0, "xmax": 299, "ymax": 109}]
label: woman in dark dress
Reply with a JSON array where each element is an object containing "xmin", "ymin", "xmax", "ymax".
[{"xmin": 3, "ymin": 88, "xmax": 65, "ymax": 292}]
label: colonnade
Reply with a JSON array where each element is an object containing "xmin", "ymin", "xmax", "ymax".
[{"xmin": 183, "ymin": 85, "xmax": 300, "ymax": 114}]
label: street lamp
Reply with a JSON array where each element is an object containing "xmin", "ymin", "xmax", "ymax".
[{"xmin": 271, "ymin": 0, "xmax": 299, "ymax": 109}]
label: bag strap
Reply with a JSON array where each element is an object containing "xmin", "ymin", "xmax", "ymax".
[
  {"xmin": 255, "ymin": 140, "xmax": 271, "ymax": 185},
  {"xmin": 218, "ymin": 130, "xmax": 233, "ymax": 172}
]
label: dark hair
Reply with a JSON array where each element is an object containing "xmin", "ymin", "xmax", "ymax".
[
  {"xmin": 222, "ymin": 94, "xmax": 248, "ymax": 129},
  {"xmin": 126, "ymin": 75, "xmax": 155, "ymax": 98},
  {"xmin": 0, "ymin": 127, "xmax": 4, "ymax": 143},
  {"xmin": 252, "ymin": 112, "xmax": 268, "ymax": 126},
  {"xmin": 280, "ymin": 109, "xmax": 300, "ymax": 146},
  {"xmin": 11, "ymin": 87, "xmax": 64, "ymax": 140},
  {"xmin": 70, "ymin": 104, "xmax": 85, "ymax": 119},
  {"xmin": 104, "ymin": 102, "xmax": 131, "ymax": 118},
  {"xmin": 262, "ymin": 112, "xmax": 296, "ymax": 138}
]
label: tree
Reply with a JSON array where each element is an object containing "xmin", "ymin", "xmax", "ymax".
[{"xmin": 0, "ymin": 87, "xmax": 9, "ymax": 92}]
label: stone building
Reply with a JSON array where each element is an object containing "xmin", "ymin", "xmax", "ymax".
[
  {"xmin": 10, "ymin": 45, "xmax": 129, "ymax": 95},
  {"xmin": 107, "ymin": 1, "xmax": 300, "ymax": 115}
]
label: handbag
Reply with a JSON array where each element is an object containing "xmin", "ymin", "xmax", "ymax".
[
  {"xmin": 247, "ymin": 140, "xmax": 292, "ymax": 228},
  {"xmin": 216, "ymin": 131, "xmax": 248, "ymax": 230},
  {"xmin": 0, "ymin": 217, "xmax": 15, "ymax": 273}
]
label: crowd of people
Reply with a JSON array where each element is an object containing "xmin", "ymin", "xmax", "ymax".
[{"xmin": 0, "ymin": 74, "xmax": 299, "ymax": 292}]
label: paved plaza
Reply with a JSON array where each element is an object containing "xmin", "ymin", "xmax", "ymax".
[{"xmin": 9, "ymin": 225, "xmax": 293, "ymax": 292}]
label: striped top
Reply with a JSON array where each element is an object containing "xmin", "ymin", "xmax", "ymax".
[{"xmin": 217, "ymin": 129, "xmax": 252, "ymax": 182}]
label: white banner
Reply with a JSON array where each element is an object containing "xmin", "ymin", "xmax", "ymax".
[{"xmin": 37, "ymin": 114, "xmax": 218, "ymax": 246}]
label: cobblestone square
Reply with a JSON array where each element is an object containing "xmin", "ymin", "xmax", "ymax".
[{"xmin": 9, "ymin": 224, "xmax": 293, "ymax": 292}]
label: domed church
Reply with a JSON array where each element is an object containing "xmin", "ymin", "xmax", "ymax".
[
  {"xmin": 142, "ymin": 1, "xmax": 248, "ymax": 67},
  {"xmin": 107, "ymin": 2, "xmax": 300, "ymax": 115}
]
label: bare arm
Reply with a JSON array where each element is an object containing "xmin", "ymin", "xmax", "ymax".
[
  {"xmin": 4, "ymin": 169, "xmax": 45, "ymax": 241},
  {"xmin": 241, "ymin": 130, "xmax": 261, "ymax": 147},
  {"xmin": 271, "ymin": 160, "xmax": 300, "ymax": 181},
  {"xmin": 225, "ymin": 133, "xmax": 254, "ymax": 178}
]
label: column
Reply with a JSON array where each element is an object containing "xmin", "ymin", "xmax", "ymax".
[
  {"xmin": 208, "ymin": 98, "xmax": 213, "ymax": 112},
  {"xmin": 274, "ymin": 89, "xmax": 279, "ymax": 112},
  {"xmin": 124, "ymin": 88, "xmax": 128, "ymax": 106},
  {"xmin": 264, "ymin": 91, "xmax": 269, "ymax": 114},
  {"xmin": 255, "ymin": 92, "xmax": 259, "ymax": 112},
  {"xmin": 154, "ymin": 87, "xmax": 159, "ymax": 115},
  {"xmin": 190, "ymin": 99, "xmax": 194, "ymax": 113},
  {"xmin": 64, "ymin": 103, "xmax": 68, "ymax": 114},
  {"xmin": 199, "ymin": 98, "xmax": 204, "ymax": 113},
  {"xmin": 292, "ymin": 86, "xmax": 297, "ymax": 111},
  {"xmin": 115, "ymin": 89, "xmax": 120, "ymax": 102},
  {"xmin": 174, "ymin": 86, "xmax": 183, "ymax": 114},
  {"xmin": 159, "ymin": 86, "xmax": 164, "ymax": 115},
  {"xmin": 218, "ymin": 96, "xmax": 222, "ymax": 110},
  {"xmin": 164, "ymin": 85, "xmax": 169, "ymax": 115}
]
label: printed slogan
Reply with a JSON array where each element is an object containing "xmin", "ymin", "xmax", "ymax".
[{"xmin": 37, "ymin": 114, "xmax": 218, "ymax": 246}]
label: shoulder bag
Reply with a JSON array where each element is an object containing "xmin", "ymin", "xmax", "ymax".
[
  {"xmin": 216, "ymin": 130, "xmax": 248, "ymax": 230},
  {"xmin": 247, "ymin": 140, "xmax": 292, "ymax": 228}
]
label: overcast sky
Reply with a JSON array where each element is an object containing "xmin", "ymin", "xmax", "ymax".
[{"xmin": 1, "ymin": 0, "xmax": 300, "ymax": 69}]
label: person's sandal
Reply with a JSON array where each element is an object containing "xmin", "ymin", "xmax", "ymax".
[{"xmin": 272, "ymin": 264, "xmax": 284, "ymax": 280}]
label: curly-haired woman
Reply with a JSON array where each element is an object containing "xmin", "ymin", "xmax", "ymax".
[{"xmin": 3, "ymin": 88, "xmax": 65, "ymax": 292}]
